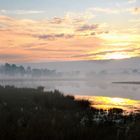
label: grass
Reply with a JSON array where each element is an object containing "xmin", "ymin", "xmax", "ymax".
[{"xmin": 0, "ymin": 85, "xmax": 140, "ymax": 140}]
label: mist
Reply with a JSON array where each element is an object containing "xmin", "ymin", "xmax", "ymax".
[{"xmin": 0, "ymin": 58, "xmax": 140, "ymax": 100}]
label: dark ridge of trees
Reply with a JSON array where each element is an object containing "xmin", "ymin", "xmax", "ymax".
[{"xmin": 0, "ymin": 85, "xmax": 140, "ymax": 140}]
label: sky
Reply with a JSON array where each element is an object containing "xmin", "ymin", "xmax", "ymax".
[{"xmin": 0, "ymin": 0, "xmax": 140, "ymax": 62}]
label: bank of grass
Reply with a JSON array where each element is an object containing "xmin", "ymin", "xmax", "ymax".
[{"xmin": 0, "ymin": 85, "xmax": 140, "ymax": 140}]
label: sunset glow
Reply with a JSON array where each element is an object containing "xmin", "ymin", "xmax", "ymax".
[
  {"xmin": 110, "ymin": 98, "xmax": 124, "ymax": 104},
  {"xmin": 75, "ymin": 96, "xmax": 140, "ymax": 112},
  {"xmin": 0, "ymin": 0, "xmax": 140, "ymax": 62},
  {"xmin": 104, "ymin": 52, "xmax": 131, "ymax": 60}
]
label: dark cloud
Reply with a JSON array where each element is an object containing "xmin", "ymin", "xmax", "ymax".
[
  {"xmin": 90, "ymin": 32, "xmax": 96, "ymax": 36},
  {"xmin": 76, "ymin": 24, "xmax": 98, "ymax": 32},
  {"xmin": 0, "ymin": 54, "xmax": 26, "ymax": 60},
  {"xmin": 133, "ymin": 7, "xmax": 140, "ymax": 14},
  {"xmin": 26, "ymin": 47, "xmax": 84, "ymax": 52},
  {"xmin": 72, "ymin": 48, "xmax": 140, "ymax": 58},
  {"xmin": 50, "ymin": 17, "xmax": 64, "ymax": 24},
  {"xmin": 90, "ymin": 31, "xmax": 109, "ymax": 36},
  {"xmin": 35, "ymin": 33, "xmax": 74, "ymax": 40}
]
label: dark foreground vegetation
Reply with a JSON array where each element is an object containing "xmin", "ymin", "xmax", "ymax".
[{"xmin": 0, "ymin": 86, "xmax": 140, "ymax": 140}]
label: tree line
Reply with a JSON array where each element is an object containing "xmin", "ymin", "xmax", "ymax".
[{"xmin": 0, "ymin": 63, "xmax": 57, "ymax": 77}]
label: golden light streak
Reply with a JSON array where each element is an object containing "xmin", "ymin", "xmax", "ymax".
[{"xmin": 75, "ymin": 95, "xmax": 140, "ymax": 112}]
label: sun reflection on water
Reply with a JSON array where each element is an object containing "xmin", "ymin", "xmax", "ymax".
[{"xmin": 75, "ymin": 96, "xmax": 140, "ymax": 113}]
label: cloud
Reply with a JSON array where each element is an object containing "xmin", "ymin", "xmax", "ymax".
[
  {"xmin": 124, "ymin": 7, "xmax": 140, "ymax": 15},
  {"xmin": 0, "ymin": 15, "xmax": 101, "ymax": 36},
  {"xmin": 128, "ymin": 7, "xmax": 140, "ymax": 14},
  {"xmin": 49, "ymin": 17, "xmax": 64, "ymax": 24},
  {"xmin": 88, "ymin": 7, "xmax": 120, "ymax": 14},
  {"xmin": 128, "ymin": 0, "xmax": 136, "ymax": 4},
  {"xmin": 35, "ymin": 33, "xmax": 74, "ymax": 40},
  {"xmin": 88, "ymin": 6, "xmax": 140, "ymax": 16},
  {"xmin": 130, "ymin": 19, "xmax": 140, "ymax": 23},
  {"xmin": 26, "ymin": 47, "xmax": 83, "ymax": 52},
  {"xmin": 0, "ymin": 14, "xmax": 103, "ymax": 40},
  {"xmin": 76, "ymin": 24, "xmax": 99, "ymax": 32},
  {"xmin": 0, "ymin": 10, "xmax": 45, "ymax": 15},
  {"xmin": 72, "ymin": 48, "xmax": 140, "ymax": 59},
  {"xmin": 0, "ymin": 54, "xmax": 27, "ymax": 62},
  {"xmin": 0, "ymin": 13, "xmax": 139, "ymax": 62}
]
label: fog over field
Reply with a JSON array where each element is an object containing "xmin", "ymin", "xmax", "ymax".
[
  {"xmin": 22, "ymin": 57, "xmax": 140, "ymax": 73},
  {"xmin": 1, "ymin": 57, "xmax": 140, "ymax": 100}
]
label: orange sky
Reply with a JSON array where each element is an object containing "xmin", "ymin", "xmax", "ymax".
[{"xmin": 0, "ymin": 0, "xmax": 140, "ymax": 62}]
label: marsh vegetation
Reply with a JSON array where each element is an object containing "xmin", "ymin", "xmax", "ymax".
[{"xmin": 0, "ymin": 86, "xmax": 140, "ymax": 140}]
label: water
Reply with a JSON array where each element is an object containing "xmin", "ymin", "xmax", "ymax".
[
  {"xmin": 0, "ymin": 78, "xmax": 140, "ymax": 112},
  {"xmin": 0, "ymin": 78, "xmax": 140, "ymax": 99}
]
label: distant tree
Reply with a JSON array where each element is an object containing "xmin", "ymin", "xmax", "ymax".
[
  {"xmin": 19, "ymin": 65, "xmax": 25, "ymax": 75},
  {"xmin": 37, "ymin": 86, "xmax": 44, "ymax": 92},
  {"xmin": 0, "ymin": 63, "xmax": 57, "ymax": 77},
  {"xmin": 26, "ymin": 66, "xmax": 32, "ymax": 75},
  {"xmin": 132, "ymin": 69, "xmax": 138, "ymax": 74}
]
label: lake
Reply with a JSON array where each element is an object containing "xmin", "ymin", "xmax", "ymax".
[{"xmin": 0, "ymin": 78, "xmax": 140, "ymax": 112}]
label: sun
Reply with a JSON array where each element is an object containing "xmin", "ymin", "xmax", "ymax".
[
  {"xmin": 111, "ymin": 98, "xmax": 124, "ymax": 105},
  {"xmin": 104, "ymin": 52, "xmax": 130, "ymax": 60}
]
